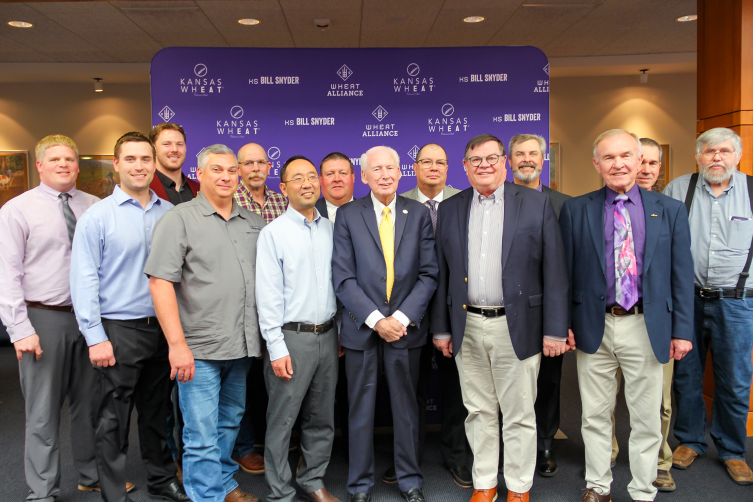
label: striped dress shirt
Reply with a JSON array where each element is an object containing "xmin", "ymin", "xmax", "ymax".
[{"xmin": 467, "ymin": 184, "xmax": 505, "ymax": 306}]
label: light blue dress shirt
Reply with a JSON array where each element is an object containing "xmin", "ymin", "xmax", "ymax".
[
  {"xmin": 255, "ymin": 206, "xmax": 337, "ymax": 361},
  {"xmin": 71, "ymin": 186, "xmax": 173, "ymax": 346}
]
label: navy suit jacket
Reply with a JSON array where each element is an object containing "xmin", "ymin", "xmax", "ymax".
[
  {"xmin": 315, "ymin": 197, "xmax": 328, "ymax": 219},
  {"xmin": 430, "ymin": 183, "xmax": 569, "ymax": 360},
  {"xmin": 332, "ymin": 194, "xmax": 439, "ymax": 350},
  {"xmin": 559, "ymin": 186, "xmax": 694, "ymax": 364}
]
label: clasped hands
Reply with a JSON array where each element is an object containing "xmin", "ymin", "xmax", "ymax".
[{"xmin": 375, "ymin": 316, "xmax": 407, "ymax": 342}]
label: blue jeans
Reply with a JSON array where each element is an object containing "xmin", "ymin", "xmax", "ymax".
[
  {"xmin": 178, "ymin": 358, "xmax": 250, "ymax": 502},
  {"xmin": 673, "ymin": 295, "xmax": 753, "ymax": 461}
]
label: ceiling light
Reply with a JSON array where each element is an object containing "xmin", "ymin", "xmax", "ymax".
[
  {"xmin": 238, "ymin": 18, "xmax": 260, "ymax": 25},
  {"xmin": 8, "ymin": 21, "xmax": 33, "ymax": 28},
  {"xmin": 93, "ymin": 78, "xmax": 103, "ymax": 93},
  {"xmin": 676, "ymin": 15, "xmax": 697, "ymax": 22},
  {"xmin": 639, "ymin": 69, "xmax": 649, "ymax": 84},
  {"xmin": 463, "ymin": 16, "xmax": 485, "ymax": 23}
]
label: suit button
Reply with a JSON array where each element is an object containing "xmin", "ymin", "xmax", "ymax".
[
  {"xmin": 600, "ymin": 295, "xmax": 604, "ymax": 300},
  {"xmin": 381, "ymin": 277, "xmax": 386, "ymax": 282},
  {"xmin": 410, "ymin": 322, "xmax": 415, "ymax": 327},
  {"xmin": 462, "ymin": 304, "xmax": 466, "ymax": 310},
  {"xmin": 384, "ymin": 301, "xmax": 389, "ymax": 305},
  {"xmin": 465, "ymin": 277, "xmax": 468, "ymax": 282}
]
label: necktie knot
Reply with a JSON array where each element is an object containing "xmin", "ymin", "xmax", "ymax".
[
  {"xmin": 426, "ymin": 200, "xmax": 437, "ymax": 211},
  {"xmin": 59, "ymin": 193, "xmax": 70, "ymax": 202},
  {"xmin": 382, "ymin": 206, "xmax": 391, "ymax": 217}
]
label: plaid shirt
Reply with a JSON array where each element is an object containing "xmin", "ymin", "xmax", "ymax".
[{"xmin": 233, "ymin": 183, "xmax": 287, "ymax": 224}]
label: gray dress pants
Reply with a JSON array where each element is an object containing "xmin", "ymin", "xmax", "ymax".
[
  {"xmin": 263, "ymin": 327, "xmax": 339, "ymax": 502},
  {"xmin": 20, "ymin": 308, "xmax": 98, "ymax": 501}
]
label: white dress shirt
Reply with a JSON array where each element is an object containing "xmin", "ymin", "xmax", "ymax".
[{"xmin": 415, "ymin": 188, "xmax": 444, "ymax": 204}]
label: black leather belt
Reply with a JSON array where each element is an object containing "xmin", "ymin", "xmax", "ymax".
[
  {"xmin": 282, "ymin": 318, "xmax": 335, "ymax": 335},
  {"xmin": 695, "ymin": 286, "xmax": 753, "ymax": 299},
  {"xmin": 25, "ymin": 301, "xmax": 74, "ymax": 314},
  {"xmin": 606, "ymin": 305, "xmax": 644, "ymax": 316},
  {"xmin": 467, "ymin": 306, "xmax": 506, "ymax": 318}
]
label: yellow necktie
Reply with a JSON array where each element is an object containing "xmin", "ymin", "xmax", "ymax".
[{"xmin": 379, "ymin": 206, "xmax": 394, "ymax": 301}]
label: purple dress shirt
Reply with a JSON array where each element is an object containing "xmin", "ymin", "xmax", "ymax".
[
  {"xmin": 604, "ymin": 183, "xmax": 645, "ymax": 306},
  {"xmin": 0, "ymin": 182, "xmax": 99, "ymax": 342}
]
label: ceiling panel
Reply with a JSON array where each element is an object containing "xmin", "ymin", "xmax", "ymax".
[
  {"xmin": 284, "ymin": 9, "xmax": 360, "ymax": 48},
  {"xmin": 487, "ymin": 5, "xmax": 594, "ymax": 48},
  {"xmin": 360, "ymin": 4, "xmax": 443, "ymax": 48}
]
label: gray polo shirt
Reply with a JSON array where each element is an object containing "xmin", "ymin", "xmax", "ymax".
[
  {"xmin": 144, "ymin": 192, "xmax": 265, "ymax": 360},
  {"xmin": 664, "ymin": 170, "xmax": 753, "ymax": 289}
]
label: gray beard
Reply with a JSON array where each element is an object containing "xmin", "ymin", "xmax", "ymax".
[
  {"xmin": 513, "ymin": 167, "xmax": 542, "ymax": 183},
  {"xmin": 701, "ymin": 164, "xmax": 734, "ymax": 184}
]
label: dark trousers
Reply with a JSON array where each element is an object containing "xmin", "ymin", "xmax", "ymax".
[
  {"xmin": 346, "ymin": 342, "xmax": 423, "ymax": 494},
  {"xmin": 96, "ymin": 318, "xmax": 176, "ymax": 502},
  {"xmin": 416, "ymin": 340, "xmax": 469, "ymax": 467},
  {"xmin": 535, "ymin": 353, "xmax": 564, "ymax": 452}
]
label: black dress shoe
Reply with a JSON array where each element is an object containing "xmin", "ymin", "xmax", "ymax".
[
  {"xmin": 400, "ymin": 488, "xmax": 426, "ymax": 502},
  {"xmin": 446, "ymin": 465, "xmax": 473, "ymax": 488},
  {"xmin": 382, "ymin": 465, "xmax": 397, "ymax": 484},
  {"xmin": 536, "ymin": 450, "xmax": 558, "ymax": 477},
  {"xmin": 350, "ymin": 492, "xmax": 371, "ymax": 502},
  {"xmin": 148, "ymin": 481, "xmax": 191, "ymax": 502}
]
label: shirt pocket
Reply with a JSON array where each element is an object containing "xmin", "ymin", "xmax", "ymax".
[{"xmin": 727, "ymin": 219, "xmax": 753, "ymax": 251}]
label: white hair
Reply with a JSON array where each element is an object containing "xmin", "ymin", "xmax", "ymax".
[
  {"xmin": 696, "ymin": 128, "xmax": 742, "ymax": 156},
  {"xmin": 360, "ymin": 146, "xmax": 400, "ymax": 171},
  {"xmin": 592, "ymin": 129, "xmax": 642, "ymax": 159},
  {"xmin": 197, "ymin": 144, "xmax": 236, "ymax": 170}
]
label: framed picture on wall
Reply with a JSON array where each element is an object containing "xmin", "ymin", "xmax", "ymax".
[
  {"xmin": 548, "ymin": 142, "xmax": 561, "ymax": 192},
  {"xmin": 0, "ymin": 150, "xmax": 30, "ymax": 208},
  {"xmin": 76, "ymin": 155, "xmax": 118, "ymax": 198},
  {"xmin": 654, "ymin": 144, "xmax": 671, "ymax": 192}
]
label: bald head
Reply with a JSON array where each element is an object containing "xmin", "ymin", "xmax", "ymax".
[{"xmin": 237, "ymin": 143, "xmax": 271, "ymax": 190}]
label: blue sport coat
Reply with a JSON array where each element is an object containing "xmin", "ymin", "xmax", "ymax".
[
  {"xmin": 332, "ymin": 194, "xmax": 438, "ymax": 350},
  {"xmin": 559, "ymin": 186, "xmax": 694, "ymax": 364}
]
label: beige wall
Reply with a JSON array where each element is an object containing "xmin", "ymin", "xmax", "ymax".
[
  {"xmin": 0, "ymin": 83, "xmax": 151, "ymax": 186},
  {"xmin": 551, "ymin": 72, "xmax": 697, "ymax": 197},
  {"xmin": 1, "ymin": 73, "xmax": 696, "ymax": 192}
]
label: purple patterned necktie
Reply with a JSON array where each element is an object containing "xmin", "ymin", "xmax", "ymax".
[
  {"xmin": 425, "ymin": 200, "xmax": 438, "ymax": 236},
  {"xmin": 614, "ymin": 194, "xmax": 638, "ymax": 310}
]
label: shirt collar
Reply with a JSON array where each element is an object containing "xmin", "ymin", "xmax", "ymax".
[
  {"xmin": 39, "ymin": 181, "xmax": 79, "ymax": 199},
  {"xmin": 196, "ymin": 191, "xmax": 242, "ymax": 218},
  {"xmin": 112, "ymin": 185, "xmax": 162, "ymax": 208},
  {"xmin": 473, "ymin": 183, "xmax": 505, "ymax": 203},
  {"xmin": 605, "ymin": 182, "xmax": 641, "ymax": 205},
  {"xmin": 326, "ymin": 197, "xmax": 353, "ymax": 210},
  {"xmin": 236, "ymin": 181, "xmax": 273, "ymax": 202},
  {"xmin": 156, "ymin": 169, "xmax": 188, "ymax": 189},
  {"xmin": 416, "ymin": 187, "xmax": 444, "ymax": 204},
  {"xmin": 371, "ymin": 191, "xmax": 397, "ymax": 215},
  {"xmin": 700, "ymin": 169, "xmax": 739, "ymax": 196},
  {"xmin": 284, "ymin": 204, "xmax": 322, "ymax": 226}
]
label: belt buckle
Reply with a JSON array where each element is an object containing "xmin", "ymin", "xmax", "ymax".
[
  {"xmin": 314, "ymin": 324, "xmax": 322, "ymax": 335},
  {"xmin": 609, "ymin": 306, "xmax": 620, "ymax": 316},
  {"xmin": 700, "ymin": 288, "xmax": 723, "ymax": 300}
]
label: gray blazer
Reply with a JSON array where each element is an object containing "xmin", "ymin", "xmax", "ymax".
[{"xmin": 400, "ymin": 185, "xmax": 461, "ymax": 202}]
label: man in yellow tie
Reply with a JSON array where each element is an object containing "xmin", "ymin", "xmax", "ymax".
[{"xmin": 332, "ymin": 146, "xmax": 439, "ymax": 502}]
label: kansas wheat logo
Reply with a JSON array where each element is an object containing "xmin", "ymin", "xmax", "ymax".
[
  {"xmin": 267, "ymin": 147, "xmax": 281, "ymax": 161},
  {"xmin": 158, "ymin": 106, "xmax": 175, "ymax": 122},
  {"xmin": 372, "ymin": 105, "xmax": 388, "ymax": 122},
  {"xmin": 394, "ymin": 62, "xmax": 434, "ymax": 95},
  {"xmin": 216, "ymin": 106, "xmax": 258, "ymax": 137},
  {"xmin": 337, "ymin": 65, "xmax": 353, "ymax": 81},
  {"xmin": 428, "ymin": 103, "xmax": 468, "ymax": 135},
  {"xmin": 180, "ymin": 63, "xmax": 223, "ymax": 96},
  {"xmin": 407, "ymin": 145, "xmax": 420, "ymax": 161},
  {"xmin": 534, "ymin": 79, "xmax": 549, "ymax": 93}
]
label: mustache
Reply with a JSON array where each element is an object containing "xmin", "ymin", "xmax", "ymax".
[
  {"xmin": 246, "ymin": 173, "xmax": 265, "ymax": 180},
  {"xmin": 518, "ymin": 162, "xmax": 537, "ymax": 168}
]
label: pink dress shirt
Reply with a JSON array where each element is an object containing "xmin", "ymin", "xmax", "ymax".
[{"xmin": 0, "ymin": 182, "xmax": 99, "ymax": 343}]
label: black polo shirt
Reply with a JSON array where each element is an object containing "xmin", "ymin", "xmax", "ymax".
[{"xmin": 156, "ymin": 170, "xmax": 195, "ymax": 206}]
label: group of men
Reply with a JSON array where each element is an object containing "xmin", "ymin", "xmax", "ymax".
[{"xmin": 0, "ymin": 123, "xmax": 751, "ymax": 502}]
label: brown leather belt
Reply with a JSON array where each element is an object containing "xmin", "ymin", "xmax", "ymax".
[
  {"xmin": 606, "ymin": 305, "xmax": 643, "ymax": 316},
  {"xmin": 25, "ymin": 301, "xmax": 74, "ymax": 314}
]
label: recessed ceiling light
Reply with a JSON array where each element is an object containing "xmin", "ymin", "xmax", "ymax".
[
  {"xmin": 676, "ymin": 15, "xmax": 697, "ymax": 22},
  {"xmin": 238, "ymin": 18, "xmax": 260, "ymax": 26},
  {"xmin": 463, "ymin": 16, "xmax": 485, "ymax": 23},
  {"xmin": 8, "ymin": 21, "xmax": 33, "ymax": 28}
]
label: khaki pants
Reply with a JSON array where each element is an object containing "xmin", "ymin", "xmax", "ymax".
[
  {"xmin": 611, "ymin": 360, "xmax": 674, "ymax": 469},
  {"xmin": 455, "ymin": 313, "xmax": 541, "ymax": 493},
  {"xmin": 578, "ymin": 314, "xmax": 663, "ymax": 501}
]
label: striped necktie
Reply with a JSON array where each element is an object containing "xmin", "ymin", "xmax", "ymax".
[
  {"xmin": 425, "ymin": 199, "xmax": 438, "ymax": 235},
  {"xmin": 379, "ymin": 207, "xmax": 394, "ymax": 301},
  {"xmin": 59, "ymin": 193, "xmax": 77, "ymax": 244}
]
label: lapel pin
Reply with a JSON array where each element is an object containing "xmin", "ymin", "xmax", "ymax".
[
  {"xmin": 651, "ymin": 213, "xmax": 658, "ymax": 217},
  {"xmin": 403, "ymin": 209, "xmax": 408, "ymax": 214}
]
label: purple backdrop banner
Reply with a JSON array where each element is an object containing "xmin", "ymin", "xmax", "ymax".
[{"xmin": 150, "ymin": 46, "xmax": 550, "ymax": 199}]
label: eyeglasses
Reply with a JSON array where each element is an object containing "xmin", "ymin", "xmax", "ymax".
[
  {"xmin": 416, "ymin": 158, "xmax": 448, "ymax": 169},
  {"xmin": 701, "ymin": 149, "xmax": 735, "ymax": 159},
  {"xmin": 240, "ymin": 160, "xmax": 269, "ymax": 167},
  {"xmin": 466, "ymin": 154, "xmax": 501, "ymax": 167},
  {"xmin": 322, "ymin": 170, "xmax": 352, "ymax": 179},
  {"xmin": 283, "ymin": 175, "xmax": 319, "ymax": 185}
]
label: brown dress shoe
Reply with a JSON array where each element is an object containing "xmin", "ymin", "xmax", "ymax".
[
  {"xmin": 78, "ymin": 482, "xmax": 135, "ymax": 493},
  {"xmin": 232, "ymin": 451, "xmax": 265, "ymax": 475},
  {"xmin": 175, "ymin": 461, "xmax": 183, "ymax": 484},
  {"xmin": 507, "ymin": 491, "xmax": 529, "ymax": 501},
  {"xmin": 470, "ymin": 487, "xmax": 498, "ymax": 502},
  {"xmin": 724, "ymin": 459, "xmax": 753, "ymax": 485},
  {"xmin": 579, "ymin": 488, "xmax": 611, "ymax": 502},
  {"xmin": 652, "ymin": 469, "xmax": 675, "ymax": 492},
  {"xmin": 671, "ymin": 445, "xmax": 698, "ymax": 469},
  {"xmin": 225, "ymin": 487, "xmax": 259, "ymax": 502},
  {"xmin": 302, "ymin": 487, "xmax": 341, "ymax": 502}
]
